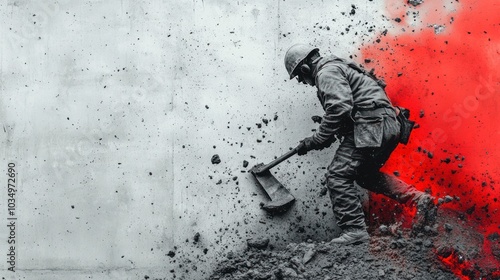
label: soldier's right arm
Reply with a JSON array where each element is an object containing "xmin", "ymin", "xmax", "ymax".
[{"xmin": 312, "ymin": 66, "xmax": 353, "ymax": 146}]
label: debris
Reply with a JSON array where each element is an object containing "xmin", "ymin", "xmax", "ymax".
[
  {"xmin": 438, "ymin": 197, "xmax": 444, "ymax": 205},
  {"xmin": 379, "ymin": 224, "xmax": 389, "ymax": 235},
  {"xmin": 430, "ymin": 24, "xmax": 446, "ymax": 34},
  {"xmin": 211, "ymin": 154, "xmax": 221, "ymax": 164},
  {"xmin": 349, "ymin": 7, "xmax": 356, "ymax": 16},
  {"xmin": 444, "ymin": 223, "xmax": 453, "ymax": 232},
  {"xmin": 441, "ymin": 158, "xmax": 451, "ymax": 164},
  {"xmin": 319, "ymin": 187, "xmax": 328, "ymax": 197},
  {"xmin": 210, "ymin": 226, "xmax": 459, "ymax": 279},
  {"xmin": 247, "ymin": 238, "xmax": 270, "ymax": 249},
  {"xmin": 408, "ymin": 0, "xmax": 423, "ymax": 6},
  {"xmin": 303, "ymin": 248, "xmax": 316, "ymax": 264},
  {"xmin": 488, "ymin": 232, "xmax": 499, "ymax": 241},
  {"xmin": 243, "ymin": 160, "xmax": 249, "ymax": 168}
]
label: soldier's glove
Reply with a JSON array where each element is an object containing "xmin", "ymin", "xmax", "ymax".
[{"xmin": 297, "ymin": 137, "xmax": 317, "ymax": 156}]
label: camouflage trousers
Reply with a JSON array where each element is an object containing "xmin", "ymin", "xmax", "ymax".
[{"xmin": 327, "ymin": 109, "xmax": 426, "ymax": 230}]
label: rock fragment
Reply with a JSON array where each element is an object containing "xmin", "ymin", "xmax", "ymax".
[
  {"xmin": 247, "ymin": 238, "xmax": 270, "ymax": 249},
  {"xmin": 379, "ymin": 224, "xmax": 389, "ymax": 235},
  {"xmin": 303, "ymin": 248, "xmax": 316, "ymax": 264},
  {"xmin": 319, "ymin": 187, "xmax": 328, "ymax": 197},
  {"xmin": 441, "ymin": 158, "xmax": 451, "ymax": 164},
  {"xmin": 444, "ymin": 223, "xmax": 453, "ymax": 232},
  {"xmin": 408, "ymin": 0, "xmax": 423, "ymax": 6},
  {"xmin": 211, "ymin": 154, "xmax": 221, "ymax": 164},
  {"xmin": 431, "ymin": 24, "xmax": 446, "ymax": 34}
]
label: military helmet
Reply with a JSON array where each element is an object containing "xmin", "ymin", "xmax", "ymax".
[{"xmin": 284, "ymin": 44, "xmax": 319, "ymax": 79}]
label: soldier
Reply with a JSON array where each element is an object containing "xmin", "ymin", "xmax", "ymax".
[{"xmin": 285, "ymin": 44, "xmax": 436, "ymax": 244}]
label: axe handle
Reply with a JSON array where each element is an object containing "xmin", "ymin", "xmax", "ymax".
[{"xmin": 259, "ymin": 146, "xmax": 299, "ymax": 172}]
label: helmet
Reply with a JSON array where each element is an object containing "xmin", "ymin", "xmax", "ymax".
[{"xmin": 284, "ymin": 44, "xmax": 319, "ymax": 79}]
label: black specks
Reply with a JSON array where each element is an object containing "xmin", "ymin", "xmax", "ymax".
[
  {"xmin": 349, "ymin": 4, "xmax": 356, "ymax": 16},
  {"xmin": 211, "ymin": 154, "xmax": 221, "ymax": 164},
  {"xmin": 441, "ymin": 158, "xmax": 451, "ymax": 164}
]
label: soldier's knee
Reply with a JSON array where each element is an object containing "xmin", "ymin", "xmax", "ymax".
[{"xmin": 326, "ymin": 169, "xmax": 355, "ymax": 190}]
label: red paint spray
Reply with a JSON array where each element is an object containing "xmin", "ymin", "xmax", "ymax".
[{"xmin": 361, "ymin": 0, "xmax": 499, "ymax": 278}]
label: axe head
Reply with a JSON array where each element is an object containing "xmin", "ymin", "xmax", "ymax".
[{"xmin": 250, "ymin": 163, "xmax": 295, "ymax": 214}]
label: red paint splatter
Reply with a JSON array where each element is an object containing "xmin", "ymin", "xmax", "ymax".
[{"xmin": 361, "ymin": 0, "xmax": 499, "ymax": 278}]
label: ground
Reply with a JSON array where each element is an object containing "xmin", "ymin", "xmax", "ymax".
[
  {"xmin": 208, "ymin": 229, "xmax": 458, "ymax": 280},
  {"xmin": 208, "ymin": 206, "xmax": 500, "ymax": 280}
]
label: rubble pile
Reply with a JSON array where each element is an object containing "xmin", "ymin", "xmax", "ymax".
[
  {"xmin": 208, "ymin": 206, "xmax": 500, "ymax": 279},
  {"xmin": 209, "ymin": 230, "xmax": 458, "ymax": 280}
]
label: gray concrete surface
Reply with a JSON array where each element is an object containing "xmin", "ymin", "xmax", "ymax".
[{"xmin": 0, "ymin": 0, "xmax": 401, "ymax": 279}]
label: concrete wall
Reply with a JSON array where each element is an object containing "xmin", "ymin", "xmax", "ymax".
[{"xmin": 0, "ymin": 0, "xmax": 391, "ymax": 279}]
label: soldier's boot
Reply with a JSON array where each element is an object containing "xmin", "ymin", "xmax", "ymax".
[{"xmin": 330, "ymin": 228, "xmax": 369, "ymax": 245}]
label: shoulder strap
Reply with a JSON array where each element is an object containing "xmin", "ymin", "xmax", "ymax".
[
  {"xmin": 315, "ymin": 55, "xmax": 386, "ymax": 89},
  {"xmin": 345, "ymin": 60, "xmax": 387, "ymax": 89}
]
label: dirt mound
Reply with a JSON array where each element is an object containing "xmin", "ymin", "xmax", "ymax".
[{"xmin": 209, "ymin": 230, "xmax": 458, "ymax": 280}]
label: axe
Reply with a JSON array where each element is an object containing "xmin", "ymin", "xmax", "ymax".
[{"xmin": 250, "ymin": 146, "xmax": 299, "ymax": 214}]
